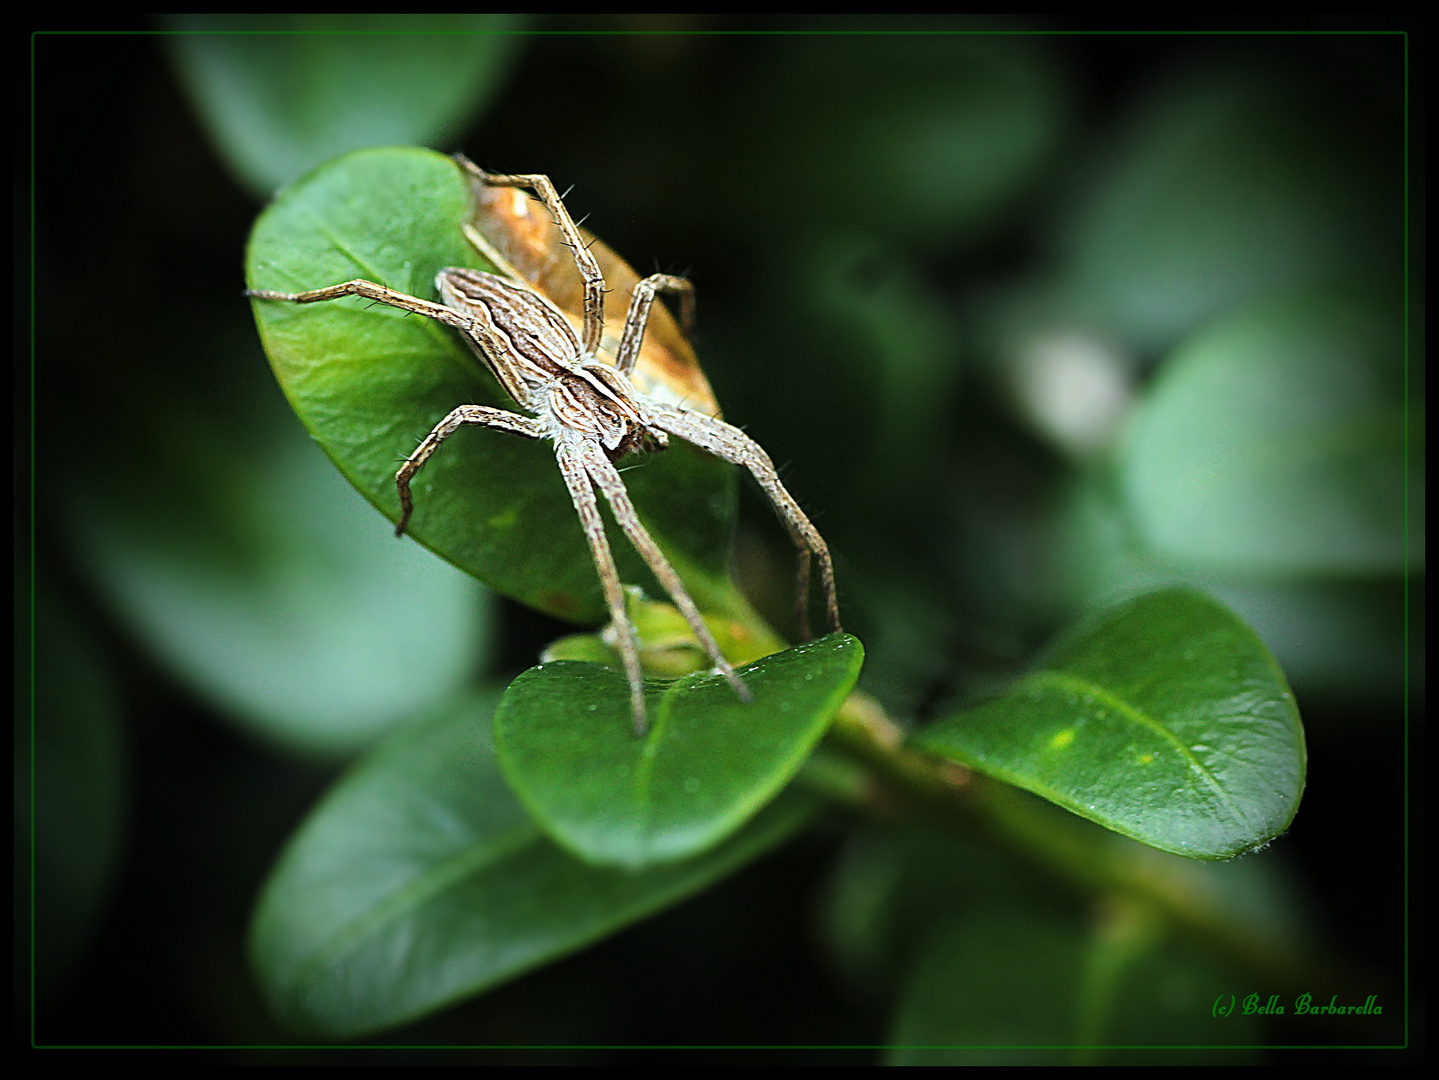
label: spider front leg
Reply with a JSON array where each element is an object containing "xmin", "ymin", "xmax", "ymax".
[
  {"xmin": 555, "ymin": 431, "xmax": 754, "ymax": 736},
  {"xmin": 455, "ymin": 157, "xmax": 607, "ymax": 358},
  {"xmin": 579, "ymin": 441, "xmax": 751, "ymax": 706},
  {"xmin": 247, "ymin": 279, "xmax": 475, "ymax": 333},
  {"xmin": 556, "ymin": 434, "xmax": 751, "ymax": 735},
  {"xmin": 554, "ymin": 439, "xmax": 650, "ymax": 734},
  {"xmin": 650, "ymin": 403, "xmax": 841, "ymax": 641},
  {"xmin": 395, "ymin": 405, "xmax": 545, "ymax": 536}
]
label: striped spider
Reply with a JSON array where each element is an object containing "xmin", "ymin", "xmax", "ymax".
[{"xmin": 249, "ymin": 155, "xmax": 839, "ymax": 734}]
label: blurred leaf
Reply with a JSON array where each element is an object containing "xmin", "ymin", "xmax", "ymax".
[
  {"xmin": 247, "ymin": 146, "xmax": 742, "ymax": 626},
  {"xmin": 823, "ymin": 814, "xmax": 1310, "ymax": 1015},
  {"xmin": 888, "ymin": 907, "xmax": 1259, "ymax": 1062},
  {"xmin": 30, "ymin": 588, "xmax": 127, "ymax": 999},
  {"xmin": 163, "ymin": 15, "xmax": 526, "ymax": 195},
  {"xmin": 1097, "ymin": 926, "xmax": 1261, "ymax": 1056},
  {"xmin": 1205, "ymin": 578, "xmax": 1413, "ymax": 702},
  {"xmin": 495, "ymin": 634, "xmax": 863, "ymax": 868},
  {"xmin": 249, "ymin": 689, "xmax": 818, "ymax": 1037},
  {"xmin": 1121, "ymin": 290, "xmax": 1416, "ymax": 577},
  {"xmin": 819, "ymin": 821, "xmax": 1058, "ymax": 1008},
  {"xmin": 63, "ymin": 397, "xmax": 488, "ymax": 759},
  {"xmin": 1060, "ymin": 473, "xmax": 1413, "ymax": 700},
  {"xmin": 914, "ymin": 589, "xmax": 1306, "ymax": 859},
  {"xmin": 890, "ymin": 912, "xmax": 1082, "ymax": 1063},
  {"xmin": 732, "ymin": 35, "xmax": 1068, "ymax": 246},
  {"xmin": 785, "ymin": 235, "xmax": 964, "ymax": 487},
  {"xmin": 1054, "ymin": 58, "xmax": 1401, "ymax": 354}
]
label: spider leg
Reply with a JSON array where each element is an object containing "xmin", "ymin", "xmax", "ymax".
[
  {"xmin": 455, "ymin": 158, "xmax": 607, "ymax": 358},
  {"xmin": 395, "ymin": 406, "xmax": 545, "ymax": 537},
  {"xmin": 575, "ymin": 437, "xmax": 752, "ymax": 709},
  {"xmin": 554, "ymin": 439, "xmax": 650, "ymax": 734},
  {"xmin": 649, "ymin": 403, "xmax": 841, "ymax": 641},
  {"xmin": 247, "ymin": 280, "xmax": 475, "ymax": 333},
  {"xmin": 614, "ymin": 274, "xmax": 696, "ymax": 378}
]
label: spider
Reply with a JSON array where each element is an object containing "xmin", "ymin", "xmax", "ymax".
[{"xmin": 248, "ymin": 155, "xmax": 840, "ymax": 734}]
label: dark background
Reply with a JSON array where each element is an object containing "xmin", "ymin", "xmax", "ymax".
[{"xmin": 23, "ymin": 19, "xmax": 1420, "ymax": 1059}]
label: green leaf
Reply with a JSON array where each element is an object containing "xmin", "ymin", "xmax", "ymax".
[
  {"xmin": 781, "ymin": 235, "xmax": 964, "ymax": 490},
  {"xmin": 890, "ymin": 913, "xmax": 1083, "ymax": 1063},
  {"xmin": 733, "ymin": 35, "xmax": 1067, "ymax": 246},
  {"xmin": 913, "ymin": 589, "xmax": 1305, "ymax": 859},
  {"xmin": 1060, "ymin": 473, "xmax": 1412, "ymax": 699},
  {"xmin": 888, "ymin": 908, "xmax": 1259, "ymax": 1062},
  {"xmin": 1121, "ymin": 290, "xmax": 1415, "ymax": 576},
  {"xmin": 247, "ymin": 146, "xmax": 739, "ymax": 626},
  {"xmin": 32, "ymin": 588, "xmax": 128, "ymax": 999},
  {"xmin": 821, "ymin": 815, "xmax": 1309, "ymax": 1020},
  {"xmin": 249, "ymin": 690, "xmax": 818, "ymax": 1038},
  {"xmin": 1054, "ymin": 58, "xmax": 1400, "ymax": 354},
  {"xmin": 61, "ymin": 395, "xmax": 488, "ymax": 759},
  {"xmin": 164, "ymin": 15, "xmax": 526, "ymax": 195},
  {"xmin": 494, "ymin": 634, "xmax": 863, "ymax": 868}
]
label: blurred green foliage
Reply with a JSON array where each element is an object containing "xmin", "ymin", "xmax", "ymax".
[
  {"xmin": 28, "ymin": 20, "xmax": 1414, "ymax": 1059},
  {"xmin": 161, "ymin": 14, "xmax": 526, "ymax": 196}
]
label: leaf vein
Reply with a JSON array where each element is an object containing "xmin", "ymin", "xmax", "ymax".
[
  {"xmin": 292, "ymin": 819, "xmax": 540, "ymax": 996},
  {"xmin": 1027, "ymin": 668, "xmax": 1253, "ymax": 833}
]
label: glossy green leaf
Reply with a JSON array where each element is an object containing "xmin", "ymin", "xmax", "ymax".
[
  {"xmin": 249, "ymin": 690, "xmax": 818, "ymax": 1037},
  {"xmin": 914, "ymin": 590, "xmax": 1305, "ymax": 859},
  {"xmin": 1121, "ymin": 291, "xmax": 1415, "ymax": 576},
  {"xmin": 164, "ymin": 15, "xmax": 526, "ymax": 195},
  {"xmin": 246, "ymin": 146, "xmax": 738, "ymax": 626},
  {"xmin": 494, "ymin": 634, "xmax": 863, "ymax": 868}
]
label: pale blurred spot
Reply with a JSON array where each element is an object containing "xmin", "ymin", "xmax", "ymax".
[{"xmin": 1011, "ymin": 330, "xmax": 1133, "ymax": 455}]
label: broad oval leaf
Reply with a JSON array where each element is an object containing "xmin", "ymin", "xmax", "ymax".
[
  {"xmin": 913, "ymin": 589, "xmax": 1305, "ymax": 859},
  {"xmin": 1121, "ymin": 290, "xmax": 1414, "ymax": 576},
  {"xmin": 494, "ymin": 634, "xmax": 864, "ymax": 868},
  {"xmin": 246, "ymin": 146, "xmax": 737, "ymax": 624},
  {"xmin": 249, "ymin": 690, "xmax": 818, "ymax": 1038}
]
